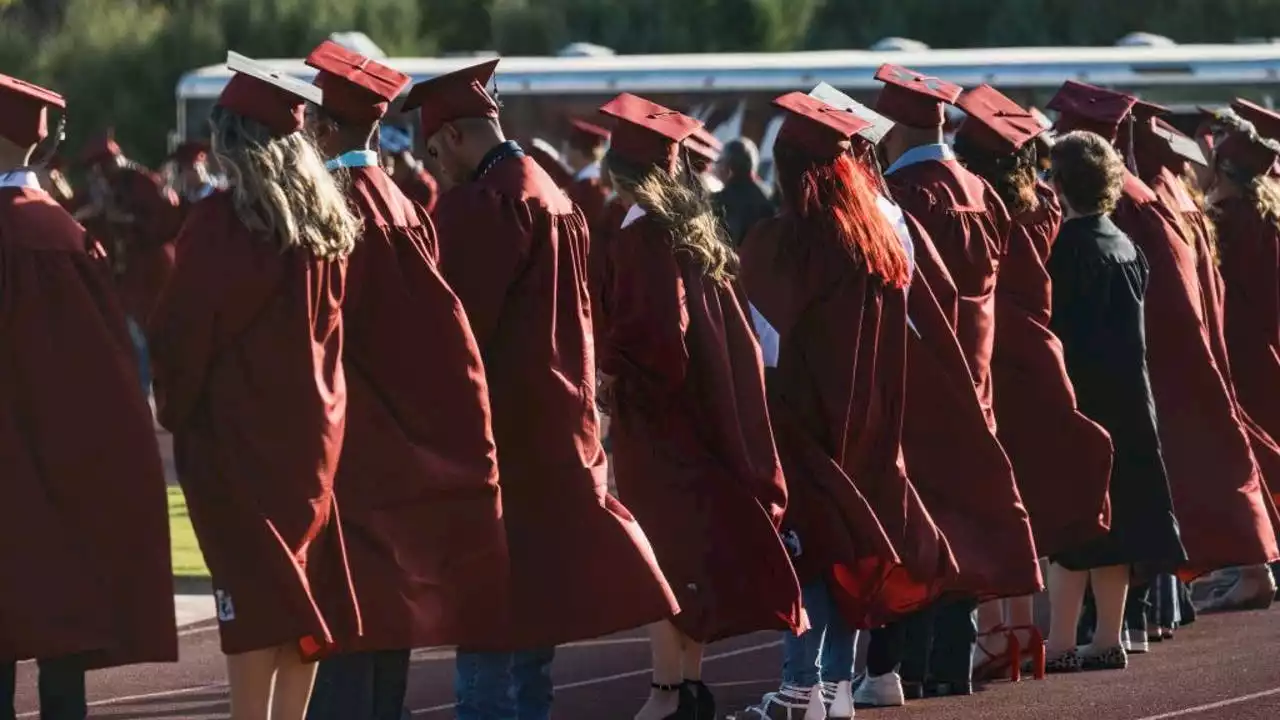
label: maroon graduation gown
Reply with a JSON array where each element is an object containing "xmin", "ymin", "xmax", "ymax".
[
  {"xmin": 899, "ymin": 210, "xmax": 1043, "ymax": 599},
  {"xmin": 1214, "ymin": 194, "xmax": 1280, "ymax": 511},
  {"xmin": 992, "ymin": 183, "xmax": 1114, "ymax": 557},
  {"xmin": 333, "ymin": 166, "xmax": 508, "ymax": 652},
  {"xmin": 397, "ymin": 165, "xmax": 439, "ymax": 216},
  {"xmin": 602, "ymin": 213, "xmax": 803, "ymax": 642},
  {"xmin": 149, "ymin": 192, "xmax": 361, "ymax": 656},
  {"xmin": 431, "ymin": 151, "xmax": 677, "ymax": 649},
  {"xmin": 888, "ymin": 158, "xmax": 1010, "ymax": 429},
  {"xmin": 741, "ymin": 214, "xmax": 950, "ymax": 629},
  {"xmin": 110, "ymin": 168, "xmax": 182, "ymax": 323},
  {"xmin": 0, "ymin": 185, "xmax": 176, "ymax": 668},
  {"xmin": 589, "ymin": 195, "xmax": 630, "ymax": 347},
  {"xmin": 1113, "ymin": 173, "xmax": 1279, "ymax": 576},
  {"xmin": 565, "ymin": 173, "xmax": 610, "ymax": 233}
]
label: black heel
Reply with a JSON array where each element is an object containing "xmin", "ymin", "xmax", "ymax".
[
  {"xmin": 681, "ymin": 680, "xmax": 716, "ymax": 720},
  {"xmin": 652, "ymin": 682, "xmax": 690, "ymax": 720}
]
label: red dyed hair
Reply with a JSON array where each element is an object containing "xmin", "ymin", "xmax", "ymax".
[{"xmin": 773, "ymin": 143, "xmax": 911, "ymax": 288}]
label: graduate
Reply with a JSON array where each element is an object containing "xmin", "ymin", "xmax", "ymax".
[
  {"xmin": 563, "ymin": 117, "xmax": 612, "ymax": 231},
  {"xmin": 859, "ymin": 65, "xmax": 1042, "ymax": 705},
  {"xmin": 403, "ymin": 60, "xmax": 677, "ymax": 720},
  {"xmin": 686, "ymin": 128, "xmax": 725, "ymax": 193},
  {"xmin": 1050, "ymin": 82, "xmax": 1278, "ymax": 603},
  {"xmin": 736, "ymin": 88, "xmax": 943, "ymax": 720},
  {"xmin": 381, "ymin": 124, "xmax": 441, "ymax": 214},
  {"xmin": 0, "ymin": 72, "xmax": 177, "ymax": 720},
  {"xmin": 952, "ymin": 84, "xmax": 1114, "ymax": 681},
  {"xmin": 148, "ymin": 52, "xmax": 363, "ymax": 720},
  {"xmin": 301, "ymin": 41, "xmax": 511, "ymax": 720},
  {"xmin": 594, "ymin": 93, "xmax": 803, "ymax": 720},
  {"xmin": 1205, "ymin": 112, "xmax": 1280, "ymax": 607},
  {"xmin": 165, "ymin": 140, "xmax": 219, "ymax": 208}
]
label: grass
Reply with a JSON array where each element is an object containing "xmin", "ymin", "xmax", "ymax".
[{"xmin": 168, "ymin": 487, "xmax": 210, "ymax": 579}]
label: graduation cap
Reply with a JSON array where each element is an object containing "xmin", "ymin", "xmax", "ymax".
[
  {"xmin": 1046, "ymin": 81, "xmax": 1136, "ymax": 142},
  {"xmin": 1149, "ymin": 118, "xmax": 1207, "ymax": 167},
  {"xmin": 808, "ymin": 81, "xmax": 894, "ymax": 145},
  {"xmin": 219, "ymin": 51, "xmax": 323, "ymax": 137},
  {"xmin": 568, "ymin": 118, "xmax": 611, "ymax": 152},
  {"xmin": 772, "ymin": 91, "xmax": 872, "ymax": 161},
  {"xmin": 598, "ymin": 93, "xmax": 702, "ymax": 173},
  {"xmin": 0, "ymin": 72, "xmax": 64, "ymax": 149},
  {"xmin": 305, "ymin": 39, "xmax": 411, "ymax": 125},
  {"xmin": 873, "ymin": 64, "xmax": 962, "ymax": 129},
  {"xmin": 1217, "ymin": 130, "xmax": 1280, "ymax": 177},
  {"xmin": 401, "ymin": 59, "xmax": 500, "ymax": 141},
  {"xmin": 1230, "ymin": 99, "xmax": 1280, "ymax": 142},
  {"xmin": 955, "ymin": 84, "xmax": 1046, "ymax": 155}
]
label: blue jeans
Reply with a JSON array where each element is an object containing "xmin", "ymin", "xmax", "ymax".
[
  {"xmin": 455, "ymin": 648, "xmax": 556, "ymax": 720},
  {"xmin": 783, "ymin": 579, "xmax": 856, "ymax": 686},
  {"xmin": 306, "ymin": 649, "xmax": 410, "ymax": 720},
  {"xmin": 126, "ymin": 317, "xmax": 152, "ymax": 395}
]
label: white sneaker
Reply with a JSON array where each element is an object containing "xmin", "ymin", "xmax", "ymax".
[
  {"xmin": 827, "ymin": 679, "xmax": 855, "ymax": 718},
  {"xmin": 804, "ymin": 684, "xmax": 828, "ymax": 720},
  {"xmin": 730, "ymin": 683, "xmax": 815, "ymax": 719},
  {"xmin": 852, "ymin": 671, "xmax": 905, "ymax": 708},
  {"xmin": 1126, "ymin": 629, "xmax": 1149, "ymax": 654}
]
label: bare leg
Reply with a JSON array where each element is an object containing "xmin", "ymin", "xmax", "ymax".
[
  {"xmin": 634, "ymin": 621, "xmax": 683, "ymax": 720},
  {"xmin": 270, "ymin": 644, "xmax": 318, "ymax": 720},
  {"xmin": 227, "ymin": 648, "xmax": 280, "ymax": 720},
  {"xmin": 1046, "ymin": 564, "xmax": 1089, "ymax": 655},
  {"xmin": 1088, "ymin": 565, "xmax": 1130, "ymax": 650},
  {"xmin": 681, "ymin": 638, "xmax": 705, "ymax": 682}
]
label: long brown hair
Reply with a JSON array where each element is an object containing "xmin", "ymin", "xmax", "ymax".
[
  {"xmin": 773, "ymin": 142, "xmax": 910, "ymax": 288},
  {"xmin": 953, "ymin": 134, "xmax": 1041, "ymax": 216},
  {"xmin": 604, "ymin": 149, "xmax": 738, "ymax": 282},
  {"xmin": 210, "ymin": 105, "xmax": 359, "ymax": 260}
]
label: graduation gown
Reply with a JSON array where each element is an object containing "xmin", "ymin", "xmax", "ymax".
[
  {"xmin": 889, "ymin": 158, "xmax": 1042, "ymax": 599},
  {"xmin": 589, "ymin": 195, "xmax": 630, "ymax": 346},
  {"xmin": 900, "ymin": 211, "xmax": 1042, "ymax": 599},
  {"xmin": 0, "ymin": 184, "xmax": 176, "ymax": 668},
  {"xmin": 149, "ymin": 192, "xmax": 361, "ymax": 656},
  {"xmin": 888, "ymin": 157, "xmax": 1010, "ymax": 429},
  {"xmin": 992, "ymin": 184, "xmax": 1114, "ymax": 558},
  {"xmin": 740, "ymin": 213, "xmax": 948, "ymax": 629},
  {"xmin": 396, "ymin": 165, "xmax": 439, "ymax": 215},
  {"xmin": 1113, "ymin": 174, "xmax": 1277, "ymax": 575},
  {"xmin": 1048, "ymin": 214, "xmax": 1187, "ymax": 570},
  {"xmin": 603, "ymin": 211, "xmax": 802, "ymax": 642},
  {"xmin": 564, "ymin": 167, "xmax": 609, "ymax": 233},
  {"xmin": 333, "ymin": 166, "xmax": 508, "ymax": 652},
  {"xmin": 108, "ymin": 168, "xmax": 182, "ymax": 323},
  {"xmin": 1215, "ymin": 194, "xmax": 1280, "ymax": 508},
  {"xmin": 431, "ymin": 148, "xmax": 677, "ymax": 650}
]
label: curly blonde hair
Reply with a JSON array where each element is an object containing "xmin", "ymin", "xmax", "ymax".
[
  {"xmin": 605, "ymin": 150, "xmax": 738, "ymax": 282},
  {"xmin": 210, "ymin": 106, "xmax": 359, "ymax": 259}
]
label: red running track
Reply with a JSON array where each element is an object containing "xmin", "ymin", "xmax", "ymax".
[{"xmin": 12, "ymin": 607, "xmax": 1280, "ymax": 719}]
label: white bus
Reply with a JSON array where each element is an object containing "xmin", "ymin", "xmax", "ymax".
[{"xmin": 175, "ymin": 42, "xmax": 1280, "ymax": 150}]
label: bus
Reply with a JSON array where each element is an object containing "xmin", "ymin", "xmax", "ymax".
[{"xmin": 175, "ymin": 42, "xmax": 1280, "ymax": 158}]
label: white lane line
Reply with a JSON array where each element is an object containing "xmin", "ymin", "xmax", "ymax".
[
  {"xmin": 1132, "ymin": 687, "xmax": 1280, "ymax": 720},
  {"xmin": 409, "ymin": 639, "xmax": 780, "ymax": 715},
  {"xmin": 15, "ymin": 683, "xmax": 226, "ymax": 718}
]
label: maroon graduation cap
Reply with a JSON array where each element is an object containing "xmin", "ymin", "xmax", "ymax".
[
  {"xmin": 1230, "ymin": 98, "xmax": 1280, "ymax": 142},
  {"xmin": 598, "ymin": 93, "xmax": 702, "ymax": 173},
  {"xmin": 1046, "ymin": 81, "xmax": 1137, "ymax": 142},
  {"xmin": 955, "ymin": 84, "xmax": 1046, "ymax": 155},
  {"xmin": 0, "ymin": 72, "xmax": 65, "ymax": 148},
  {"xmin": 218, "ymin": 52, "xmax": 324, "ymax": 137},
  {"xmin": 305, "ymin": 40, "xmax": 411, "ymax": 125},
  {"xmin": 773, "ymin": 91, "xmax": 873, "ymax": 160},
  {"xmin": 873, "ymin": 64, "xmax": 962, "ymax": 129},
  {"xmin": 401, "ymin": 59, "xmax": 501, "ymax": 140}
]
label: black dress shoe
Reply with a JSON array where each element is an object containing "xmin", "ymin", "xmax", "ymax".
[{"xmin": 925, "ymin": 679, "xmax": 973, "ymax": 697}]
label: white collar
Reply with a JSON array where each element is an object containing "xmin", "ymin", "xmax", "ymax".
[
  {"xmin": 884, "ymin": 143, "xmax": 956, "ymax": 176},
  {"xmin": 574, "ymin": 162, "xmax": 602, "ymax": 182},
  {"xmin": 0, "ymin": 170, "xmax": 42, "ymax": 191},
  {"xmin": 620, "ymin": 203, "xmax": 647, "ymax": 229}
]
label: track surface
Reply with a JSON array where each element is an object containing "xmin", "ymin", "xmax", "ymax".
[{"xmin": 11, "ymin": 605, "xmax": 1279, "ymax": 719}]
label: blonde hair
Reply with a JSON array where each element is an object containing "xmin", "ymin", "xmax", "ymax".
[
  {"xmin": 604, "ymin": 150, "xmax": 738, "ymax": 282},
  {"xmin": 209, "ymin": 106, "xmax": 359, "ymax": 259}
]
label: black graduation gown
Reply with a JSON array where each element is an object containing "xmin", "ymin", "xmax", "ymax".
[{"xmin": 1046, "ymin": 215, "xmax": 1186, "ymax": 571}]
